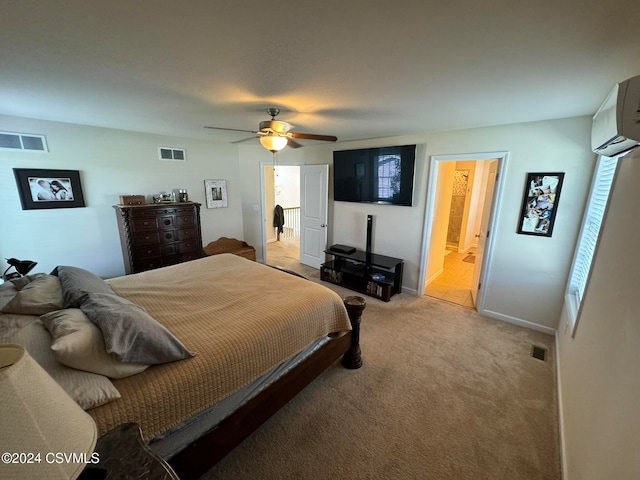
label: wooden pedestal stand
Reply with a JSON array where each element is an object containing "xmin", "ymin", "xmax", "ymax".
[{"xmin": 342, "ymin": 295, "xmax": 365, "ymax": 369}]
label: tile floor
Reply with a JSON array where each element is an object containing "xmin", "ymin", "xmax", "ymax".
[{"xmin": 424, "ymin": 250, "xmax": 476, "ymax": 308}]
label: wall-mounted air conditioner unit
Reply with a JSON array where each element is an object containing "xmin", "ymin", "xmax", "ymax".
[{"xmin": 592, "ymin": 74, "xmax": 640, "ymax": 157}]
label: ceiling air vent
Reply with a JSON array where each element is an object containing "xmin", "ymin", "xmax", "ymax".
[
  {"xmin": 159, "ymin": 147, "xmax": 186, "ymax": 161},
  {"xmin": 0, "ymin": 131, "xmax": 48, "ymax": 152}
]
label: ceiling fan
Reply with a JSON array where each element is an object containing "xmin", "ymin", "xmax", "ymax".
[{"xmin": 204, "ymin": 108, "xmax": 338, "ymax": 152}]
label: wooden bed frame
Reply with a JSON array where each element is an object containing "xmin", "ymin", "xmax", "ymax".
[{"xmin": 168, "ymin": 295, "xmax": 365, "ymax": 480}]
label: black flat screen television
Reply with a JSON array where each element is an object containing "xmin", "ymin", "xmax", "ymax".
[{"xmin": 333, "ymin": 144, "xmax": 416, "ymax": 206}]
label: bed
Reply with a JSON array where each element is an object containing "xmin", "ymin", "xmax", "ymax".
[{"xmin": 0, "ymin": 254, "xmax": 364, "ymax": 479}]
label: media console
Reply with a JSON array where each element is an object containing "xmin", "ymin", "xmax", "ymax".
[{"xmin": 321, "ymin": 248, "xmax": 404, "ymax": 302}]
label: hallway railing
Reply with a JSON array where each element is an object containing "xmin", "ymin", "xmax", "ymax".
[{"xmin": 279, "ymin": 206, "xmax": 300, "ymax": 240}]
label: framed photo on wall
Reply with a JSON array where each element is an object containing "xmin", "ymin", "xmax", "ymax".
[
  {"xmin": 13, "ymin": 168, "xmax": 86, "ymax": 210},
  {"xmin": 204, "ymin": 179, "xmax": 228, "ymax": 208},
  {"xmin": 517, "ymin": 172, "xmax": 564, "ymax": 237}
]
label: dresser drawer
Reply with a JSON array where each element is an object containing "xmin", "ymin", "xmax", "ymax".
[
  {"xmin": 159, "ymin": 215, "xmax": 175, "ymax": 229},
  {"xmin": 162, "ymin": 254, "xmax": 181, "ymax": 267},
  {"xmin": 162, "ymin": 240, "xmax": 198, "ymax": 256},
  {"xmin": 177, "ymin": 227, "xmax": 197, "ymax": 241},
  {"xmin": 133, "ymin": 257, "xmax": 162, "ymax": 272},
  {"xmin": 177, "ymin": 240, "xmax": 198, "ymax": 254},
  {"xmin": 136, "ymin": 245, "xmax": 162, "ymax": 259},
  {"xmin": 175, "ymin": 215, "xmax": 195, "ymax": 227},
  {"xmin": 160, "ymin": 230, "xmax": 176, "ymax": 243},
  {"xmin": 175, "ymin": 206, "xmax": 195, "ymax": 215},
  {"xmin": 130, "ymin": 209, "xmax": 159, "ymax": 217},
  {"xmin": 179, "ymin": 251, "xmax": 201, "ymax": 262},
  {"xmin": 132, "ymin": 217, "xmax": 159, "ymax": 232},
  {"xmin": 162, "ymin": 243, "xmax": 178, "ymax": 256},
  {"xmin": 134, "ymin": 231, "xmax": 161, "ymax": 245},
  {"xmin": 164, "ymin": 252, "xmax": 200, "ymax": 267}
]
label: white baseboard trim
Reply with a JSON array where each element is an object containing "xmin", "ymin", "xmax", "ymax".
[
  {"xmin": 425, "ymin": 268, "xmax": 444, "ymax": 286},
  {"xmin": 479, "ymin": 308, "xmax": 557, "ymax": 336},
  {"xmin": 555, "ymin": 331, "xmax": 569, "ymax": 480},
  {"xmin": 402, "ymin": 286, "xmax": 418, "ymax": 296}
]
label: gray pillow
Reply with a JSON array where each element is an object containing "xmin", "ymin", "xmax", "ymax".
[
  {"xmin": 55, "ymin": 265, "xmax": 114, "ymax": 308},
  {"xmin": 1, "ymin": 274, "xmax": 64, "ymax": 315},
  {"xmin": 79, "ymin": 292, "xmax": 194, "ymax": 364}
]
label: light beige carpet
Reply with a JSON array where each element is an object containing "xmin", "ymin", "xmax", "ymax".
[{"xmin": 200, "ymin": 271, "xmax": 561, "ymax": 480}]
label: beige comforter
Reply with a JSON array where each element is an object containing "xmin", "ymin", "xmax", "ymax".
[{"xmin": 89, "ymin": 254, "xmax": 351, "ymax": 440}]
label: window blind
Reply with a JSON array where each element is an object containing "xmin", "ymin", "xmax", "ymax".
[{"xmin": 565, "ymin": 155, "xmax": 619, "ymax": 332}]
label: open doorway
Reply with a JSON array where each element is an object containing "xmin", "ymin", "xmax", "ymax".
[
  {"xmin": 264, "ymin": 164, "xmax": 301, "ymax": 269},
  {"xmin": 421, "ymin": 152, "xmax": 506, "ymax": 311}
]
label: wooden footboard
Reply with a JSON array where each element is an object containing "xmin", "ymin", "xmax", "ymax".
[{"xmin": 169, "ymin": 297, "xmax": 364, "ymax": 480}]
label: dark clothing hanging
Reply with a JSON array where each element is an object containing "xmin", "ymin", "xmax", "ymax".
[{"xmin": 273, "ymin": 204, "xmax": 285, "ymax": 234}]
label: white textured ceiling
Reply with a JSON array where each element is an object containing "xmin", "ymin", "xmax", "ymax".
[{"xmin": 1, "ymin": 0, "xmax": 639, "ymax": 145}]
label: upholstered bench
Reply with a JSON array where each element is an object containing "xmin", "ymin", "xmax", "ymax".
[{"xmin": 203, "ymin": 237, "xmax": 256, "ymax": 261}]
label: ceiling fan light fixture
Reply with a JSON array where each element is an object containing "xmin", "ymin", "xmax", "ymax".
[{"xmin": 260, "ymin": 135, "xmax": 288, "ymax": 152}]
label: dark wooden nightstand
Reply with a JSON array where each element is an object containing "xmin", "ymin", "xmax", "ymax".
[{"xmin": 79, "ymin": 423, "xmax": 180, "ymax": 480}]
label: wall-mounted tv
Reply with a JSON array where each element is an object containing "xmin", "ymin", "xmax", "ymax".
[{"xmin": 333, "ymin": 144, "xmax": 416, "ymax": 206}]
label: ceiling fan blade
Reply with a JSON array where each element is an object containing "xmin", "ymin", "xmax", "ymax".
[
  {"xmin": 232, "ymin": 136, "xmax": 259, "ymax": 145},
  {"xmin": 204, "ymin": 126, "xmax": 258, "ymax": 134},
  {"xmin": 289, "ymin": 132, "xmax": 338, "ymax": 142},
  {"xmin": 287, "ymin": 138, "xmax": 303, "ymax": 149}
]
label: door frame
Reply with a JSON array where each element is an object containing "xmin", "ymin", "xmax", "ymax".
[
  {"xmin": 418, "ymin": 151, "xmax": 509, "ymax": 312},
  {"xmin": 260, "ymin": 161, "xmax": 303, "ymax": 264}
]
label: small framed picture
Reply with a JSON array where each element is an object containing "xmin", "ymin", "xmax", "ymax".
[
  {"xmin": 204, "ymin": 179, "xmax": 228, "ymax": 208},
  {"xmin": 13, "ymin": 168, "xmax": 86, "ymax": 210},
  {"xmin": 517, "ymin": 172, "xmax": 564, "ymax": 237}
]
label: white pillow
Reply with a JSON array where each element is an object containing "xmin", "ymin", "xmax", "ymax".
[
  {"xmin": 1, "ymin": 320, "xmax": 120, "ymax": 410},
  {"xmin": 40, "ymin": 309, "xmax": 149, "ymax": 379}
]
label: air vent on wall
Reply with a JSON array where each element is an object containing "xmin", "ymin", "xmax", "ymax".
[
  {"xmin": 159, "ymin": 147, "xmax": 186, "ymax": 161},
  {"xmin": 0, "ymin": 132, "xmax": 48, "ymax": 152}
]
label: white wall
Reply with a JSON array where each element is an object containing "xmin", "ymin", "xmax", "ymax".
[
  {"xmin": 556, "ymin": 152, "xmax": 640, "ymax": 479},
  {"xmin": 426, "ymin": 161, "xmax": 455, "ymax": 284},
  {"xmin": 274, "ymin": 165, "xmax": 300, "ymax": 208},
  {"xmin": 0, "ymin": 115, "xmax": 243, "ymax": 277}
]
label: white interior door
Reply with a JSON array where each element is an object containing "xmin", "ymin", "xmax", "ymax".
[
  {"xmin": 300, "ymin": 165, "xmax": 328, "ymax": 269},
  {"xmin": 471, "ymin": 160, "xmax": 498, "ymax": 305}
]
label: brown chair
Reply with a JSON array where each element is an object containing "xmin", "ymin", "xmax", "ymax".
[{"xmin": 203, "ymin": 237, "xmax": 256, "ymax": 261}]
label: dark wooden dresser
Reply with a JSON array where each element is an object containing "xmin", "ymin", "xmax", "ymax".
[{"xmin": 114, "ymin": 202, "xmax": 203, "ymax": 274}]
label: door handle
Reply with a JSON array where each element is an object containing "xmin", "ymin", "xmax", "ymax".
[{"xmin": 321, "ymin": 224, "xmax": 328, "ymax": 228}]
